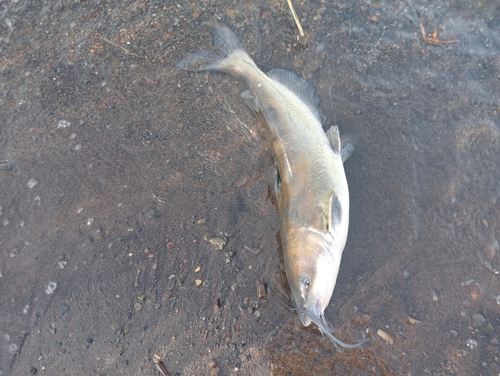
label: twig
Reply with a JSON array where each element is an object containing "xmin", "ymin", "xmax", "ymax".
[
  {"xmin": 286, "ymin": 0, "xmax": 305, "ymax": 37},
  {"xmin": 153, "ymin": 353, "xmax": 171, "ymax": 376},
  {"xmin": 420, "ymin": 22, "xmax": 457, "ymax": 45},
  {"xmin": 101, "ymin": 36, "xmax": 143, "ymax": 58},
  {"xmin": 152, "ymin": 193, "xmax": 166, "ymax": 204}
]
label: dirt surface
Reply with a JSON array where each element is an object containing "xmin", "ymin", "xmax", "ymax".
[{"xmin": 1, "ymin": 0, "xmax": 499, "ymax": 375}]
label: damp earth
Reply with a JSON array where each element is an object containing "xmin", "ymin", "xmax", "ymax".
[{"xmin": 1, "ymin": 0, "xmax": 499, "ymax": 375}]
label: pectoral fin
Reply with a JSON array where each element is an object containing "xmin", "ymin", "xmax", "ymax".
[
  {"xmin": 326, "ymin": 126, "xmax": 354, "ymax": 163},
  {"xmin": 274, "ymin": 163, "xmax": 282, "ymax": 199},
  {"xmin": 341, "ymin": 142, "xmax": 354, "ymax": 163},
  {"xmin": 326, "ymin": 126, "xmax": 341, "ymax": 155},
  {"xmin": 328, "ymin": 193, "xmax": 342, "ymax": 233}
]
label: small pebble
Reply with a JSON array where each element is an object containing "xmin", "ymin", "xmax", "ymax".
[
  {"xmin": 205, "ymin": 235, "xmax": 227, "ymax": 250},
  {"xmin": 244, "ymin": 245, "xmax": 261, "ymax": 255},
  {"xmin": 361, "ymin": 313, "xmax": 372, "ymax": 323},
  {"xmin": 432, "ymin": 289, "xmax": 439, "ymax": 302},
  {"xmin": 257, "ymin": 282, "xmax": 267, "ymax": 298},
  {"xmin": 472, "ymin": 313, "xmax": 486, "ymax": 327},
  {"xmin": 226, "ymin": 251, "xmax": 236, "ymax": 263},
  {"xmin": 466, "ymin": 339, "xmax": 478, "ymax": 349},
  {"xmin": 27, "ymin": 178, "xmax": 38, "ymax": 188},
  {"xmin": 167, "ymin": 275, "xmax": 176, "ymax": 291},
  {"xmin": 486, "ymin": 346, "xmax": 499, "ymax": 354},
  {"xmin": 57, "ymin": 120, "xmax": 71, "ymax": 128},
  {"xmin": 195, "ymin": 266, "xmax": 201, "ymax": 273},
  {"xmin": 377, "ymin": 329, "xmax": 394, "ymax": 345},
  {"xmin": 231, "ymin": 283, "xmax": 239, "ymax": 292},
  {"xmin": 134, "ymin": 303, "xmax": 142, "ymax": 311},
  {"xmin": 46, "ymin": 282, "xmax": 57, "ymax": 295},
  {"xmin": 461, "ymin": 279, "xmax": 474, "ymax": 286},
  {"xmin": 195, "ymin": 279, "xmax": 203, "ymax": 287}
]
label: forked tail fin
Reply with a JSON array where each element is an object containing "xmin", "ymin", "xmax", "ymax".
[{"xmin": 175, "ymin": 21, "xmax": 254, "ymax": 75}]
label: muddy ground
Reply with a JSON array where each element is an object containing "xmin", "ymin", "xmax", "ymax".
[{"xmin": 1, "ymin": 0, "xmax": 499, "ymax": 375}]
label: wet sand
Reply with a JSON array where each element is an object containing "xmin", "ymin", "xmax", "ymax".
[{"xmin": 1, "ymin": 0, "xmax": 499, "ymax": 375}]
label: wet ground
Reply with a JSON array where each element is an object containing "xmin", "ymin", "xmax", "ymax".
[{"xmin": 1, "ymin": 0, "xmax": 499, "ymax": 375}]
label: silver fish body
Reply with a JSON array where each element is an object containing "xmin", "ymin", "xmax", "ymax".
[{"xmin": 176, "ymin": 21, "xmax": 364, "ymax": 348}]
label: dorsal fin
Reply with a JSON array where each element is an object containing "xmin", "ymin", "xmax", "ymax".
[{"xmin": 266, "ymin": 68, "xmax": 322, "ymax": 121}]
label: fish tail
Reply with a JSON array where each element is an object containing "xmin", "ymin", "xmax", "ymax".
[
  {"xmin": 175, "ymin": 21, "xmax": 255, "ymax": 75},
  {"xmin": 212, "ymin": 21, "xmax": 244, "ymax": 56}
]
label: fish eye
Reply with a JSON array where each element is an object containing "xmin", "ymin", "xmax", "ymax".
[{"xmin": 299, "ymin": 277, "xmax": 310, "ymax": 289}]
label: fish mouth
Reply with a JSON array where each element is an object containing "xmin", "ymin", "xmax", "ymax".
[
  {"xmin": 297, "ymin": 306, "xmax": 312, "ymax": 326},
  {"xmin": 296, "ymin": 298, "xmax": 323, "ymax": 327}
]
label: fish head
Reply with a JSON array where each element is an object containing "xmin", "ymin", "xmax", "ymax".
[{"xmin": 284, "ymin": 226, "xmax": 341, "ymax": 327}]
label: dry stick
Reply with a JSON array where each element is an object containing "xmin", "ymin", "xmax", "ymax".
[
  {"xmin": 419, "ymin": 22, "xmax": 458, "ymax": 45},
  {"xmin": 287, "ymin": 0, "xmax": 305, "ymax": 37},
  {"xmin": 153, "ymin": 353, "xmax": 171, "ymax": 376},
  {"xmin": 101, "ymin": 36, "xmax": 143, "ymax": 58}
]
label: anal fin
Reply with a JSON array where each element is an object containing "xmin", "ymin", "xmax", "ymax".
[{"xmin": 240, "ymin": 90, "xmax": 260, "ymax": 113}]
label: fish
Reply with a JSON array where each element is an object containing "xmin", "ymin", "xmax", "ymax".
[{"xmin": 176, "ymin": 21, "xmax": 365, "ymax": 348}]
